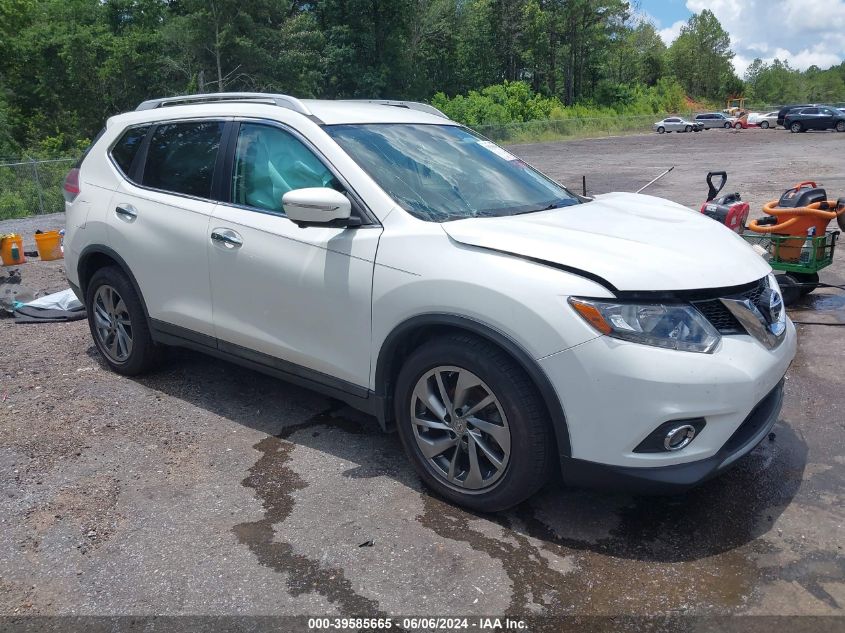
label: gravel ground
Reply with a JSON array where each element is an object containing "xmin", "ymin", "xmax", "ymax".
[{"xmin": 1, "ymin": 129, "xmax": 843, "ymax": 625}]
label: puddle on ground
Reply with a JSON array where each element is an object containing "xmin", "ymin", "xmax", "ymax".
[
  {"xmin": 232, "ymin": 407, "xmax": 384, "ymax": 615},
  {"xmin": 790, "ymin": 292, "xmax": 845, "ymax": 323},
  {"xmin": 233, "ymin": 403, "xmax": 813, "ymax": 616}
]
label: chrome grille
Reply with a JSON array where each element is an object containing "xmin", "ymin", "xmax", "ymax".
[{"xmin": 692, "ymin": 277, "xmax": 768, "ymax": 335}]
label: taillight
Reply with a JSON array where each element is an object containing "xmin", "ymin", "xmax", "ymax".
[{"xmin": 63, "ymin": 167, "xmax": 81, "ymax": 202}]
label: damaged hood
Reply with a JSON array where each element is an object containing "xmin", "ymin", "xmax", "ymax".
[{"xmin": 441, "ymin": 192, "xmax": 771, "ymax": 292}]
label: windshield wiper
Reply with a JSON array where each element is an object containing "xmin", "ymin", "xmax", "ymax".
[{"xmin": 512, "ymin": 199, "xmax": 576, "ymax": 215}]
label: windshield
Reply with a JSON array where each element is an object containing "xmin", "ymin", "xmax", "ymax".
[{"xmin": 325, "ymin": 124, "xmax": 579, "ymax": 222}]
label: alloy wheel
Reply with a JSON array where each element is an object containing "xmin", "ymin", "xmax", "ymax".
[
  {"xmin": 92, "ymin": 284, "xmax": 133, "ymax": 362},
  {"xmin": 410, "ymin": 366, "xmax": 511, "ymax": 492}
]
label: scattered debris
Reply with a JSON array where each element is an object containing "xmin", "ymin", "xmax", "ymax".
[
  {"xmin": 14, "ymin": 288, "xmax": 85, "ymax": 323},
  {"xmin": 358, "ymin": 540, "xmax": 374, "ymax": 548}
]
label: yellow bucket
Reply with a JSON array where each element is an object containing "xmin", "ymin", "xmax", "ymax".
[
  {"xmin": 34, "ymin": 230, "xmax": 63, "ymax": 261},
  {"xmin": 0, "ymin": 234, "xmax": 25, "ymax": 266}
]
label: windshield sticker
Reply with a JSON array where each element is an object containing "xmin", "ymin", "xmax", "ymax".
[{"xmin": 478, "ymin": 140, "xmax": 519, "ymax": 161}]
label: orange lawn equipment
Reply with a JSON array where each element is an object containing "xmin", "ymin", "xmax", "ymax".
[{"xmin": 746, "ymin": 181, "xmax": 845, "ymax": 263}]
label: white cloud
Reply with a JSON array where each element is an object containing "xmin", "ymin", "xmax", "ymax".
[
  {"xmin": 658, "ymin": 20, "xmax": 686, "ymax": 46},
  {"xmin": 682, "ymin": 0, "xmax": 845, "ymax": 74}
]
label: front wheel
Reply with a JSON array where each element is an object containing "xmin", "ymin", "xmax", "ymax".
[
  {"xmin": 790, "ymin": 122, "xmax": 803, "ymax": 133},
  {"xmin": 724, "ymin": 122, "xmax": 732, "ymax": 128},
  {"xmin": 685, "ymin": 125, "xmax": 692, "ymax": 132},
  {"xmin": 836, "ymin": 121, "xmax": 845, "ymax": 133},
  {"xmin": 394, "ymin": 334, "xmax": 554, "ymax": 512},
  {"xmin": 761, "ymin": 121, "xmax": 770, "ymax": 129},
  {"xmin": 85, "ymin": 266, "xmax": 161, "ymax": 376},
  {"xmin": 657, "ymin": 126, "xmax": 665, "ymax": 134},
  {"xmin": 734, "ymin": 122, "xmax": 742, "ymax": 129}
]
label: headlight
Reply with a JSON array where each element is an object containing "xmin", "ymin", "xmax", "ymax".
[{"xmin": 569, "ymin": 297, "xmax": 721, "ymax": 353}]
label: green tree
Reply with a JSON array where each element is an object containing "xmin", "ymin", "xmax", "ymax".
[{"xmin": 667, "ymin": 9, "xmax": 738, "ymax": 100}]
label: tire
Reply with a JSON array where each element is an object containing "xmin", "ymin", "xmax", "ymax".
[
  {"xmin": 761, "ymin": 121, "xmax": 770, "ymax": 129},
  {"xmin": 793, "ymin": 271, "xmax": 819, "ymax": 296},
  {"xmin": 85, "ymin": 266, "xmax": 161, "ymax": 376},
  {"xmin": 733, "ymin": 122, "xmax": 742, "ymax": 129},
  {"xmin": 790, "ymin": 122, "xmax": 803, "ymax": 133},
  {"xmin": 657, "ymin": 126, "xmax": 665, "ymax": 134},
  {"xmin": 394, "ymin": 333, "xmax": 554, "ymax": 512},
  {"xmin": 685, "ymin": 125, "xmax": 692, "ymax": 132},
  {"xmin": 836, "ymin": 121, "xmax": 845, "ymax": 133},
  {"xmin": 724, "ymin": 122, "xmax": 732, "ymax": 129},
  {"xmin": 775, "ymin": 273, "xmax": 802, "ymax": 306}
]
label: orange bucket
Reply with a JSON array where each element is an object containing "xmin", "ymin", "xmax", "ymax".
[
  {"xmin": 34, "ymin": 230, "xmax": 63, "ymax": 261},
  {"xmin": 0, "ymin": 234, "xmax": 26, "ymax": 266}
]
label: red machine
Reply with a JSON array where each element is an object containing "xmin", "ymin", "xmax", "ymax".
[{"xmin": 699, "ymin": 171, "xmax": 750, "ymax": 233}]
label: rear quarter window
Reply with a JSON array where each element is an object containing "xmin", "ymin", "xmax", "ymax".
[{"xmin": 110, "ymin": 126, "xmax": 149, "ymax": 176}]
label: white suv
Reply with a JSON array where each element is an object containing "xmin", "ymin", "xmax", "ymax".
[{"xmin": 63, "ymin": 93, "xmax": 796, "ymax": 510}]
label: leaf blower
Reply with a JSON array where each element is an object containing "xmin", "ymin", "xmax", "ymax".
[{"xmin": 699, "ymin": 171, "xmax": 749, "ymax": 233}]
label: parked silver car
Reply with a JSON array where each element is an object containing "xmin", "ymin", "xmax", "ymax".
[
  {"xmin": 654, "ymin": 117, "xmax": 702, "ymax": 133},
  {"xmin": 693, "ymin": 112, "xmax": 736, "ymax": 129},
  {"xmin": 747, "ymin": 111, "xmax": 778, "ymax": 129}
]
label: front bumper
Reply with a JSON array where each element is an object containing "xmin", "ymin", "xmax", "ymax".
[
  {"xmin": 539, "ymin": 319, "xmax": 796, "ymax": 487},
  {"xmin": 560, "ymin": 379, "xmax": 784, "ymax": 493}
]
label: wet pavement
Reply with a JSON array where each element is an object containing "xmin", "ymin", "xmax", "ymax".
[{"xmin": 0, "ymin": 130, "xmax": 843, "ymax": 623}]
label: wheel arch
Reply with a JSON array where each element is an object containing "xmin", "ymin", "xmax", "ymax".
[
  {"xmin": 77, "ymin": 245, "xmax": 150, "ymax": 321},
  {"xmin": 374, "ymin": 313, "xmax": 571, "ymax": 457}
]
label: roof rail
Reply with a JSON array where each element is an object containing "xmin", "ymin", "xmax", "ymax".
[
  {"xmin": 135, "ymin": 92, "xmax": 313, "ymax": 117},
  {"xmin": 341, "ymin": 99, "xmax": 449, "ymax": 119}
]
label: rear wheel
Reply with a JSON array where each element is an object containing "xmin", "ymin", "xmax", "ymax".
[
  {"xmin": 394, "ymin": 334, "xmax": 554, "ymax": 511},
  {"xmin": 836, "ymin": 121, "xmax": 845, "ymax": 133},
  {"xmin": 761, "ymin": 121, "xmax": 770, "ymax": 129},
  {"xmin": 790, "ymin": 122, "xmax": 803, "ymax": 133},
  {"xmin": 657, "ymin": 126, "xmax": 665, "ymax": 134},
  {"xmin": 85, "ymin": 266, "xmax": 160, "ymax": 376}
]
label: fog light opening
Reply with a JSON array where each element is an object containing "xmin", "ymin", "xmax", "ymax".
[{"xmin": 664, "ymin": 424, "xmax": 697, "ymax": 451}]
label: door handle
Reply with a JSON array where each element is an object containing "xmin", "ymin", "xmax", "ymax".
[
  {"xmin": 115, "ymin": 204, "xmax": 137, "ymax": 220},
  {"xmin": 210, "ymin": 228, "xmax": 243, "ymax": 249}
]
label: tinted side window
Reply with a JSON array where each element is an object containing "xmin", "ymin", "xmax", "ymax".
[
  {"xmin": 142, "ymin": 121, "xmax": 223, "ymax": 198},
  {"xmin": 231, "ymin": 123, "xmax": 339, "ymax": 214},
  {"xmin": 802, "ymin": 108, "xmax": 819, "ymax": 115},
  {"xmin": 110, "ymin": 126, "xmax": 148, "ymax": 176}
]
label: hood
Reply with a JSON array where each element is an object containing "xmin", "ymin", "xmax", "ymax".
[{"xmin": 441, "ymin": 192, "xmax": 770, "ymax": 292}]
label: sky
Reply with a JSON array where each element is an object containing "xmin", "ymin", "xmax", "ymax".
[{"xmin": 637, "ymin": 0, "xmax": 845, "ymax": 76}]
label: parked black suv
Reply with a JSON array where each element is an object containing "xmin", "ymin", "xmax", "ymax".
[
  {"xmin": 784, "ymin": 106, "xmax": 845, "ymax": 133},
  {"xmin": 776, "ymin": 104, "xmax": 818, "ymax": 127}
]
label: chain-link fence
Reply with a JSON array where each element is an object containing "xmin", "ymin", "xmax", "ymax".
[{"xmin": 0, "ymin": 158, "xmax": 76, "ymax": 221}]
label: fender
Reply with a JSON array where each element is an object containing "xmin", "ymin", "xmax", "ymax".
[
  {"xmin": 375, "ymin": 313, "xmax": 571, "ymax": 457},
  {"xmin": 76, "ymin": 244, "xmax": 151, "ymax": 321}
]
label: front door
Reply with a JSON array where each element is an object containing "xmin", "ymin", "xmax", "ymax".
[{"xmin": 208, "ymin": 122, "xmax": 381, "ymax": 389}]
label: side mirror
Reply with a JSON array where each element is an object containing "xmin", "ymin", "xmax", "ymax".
[{"xmin": 282, "ymin": 187, "xmax": 356, "ymax": 228}]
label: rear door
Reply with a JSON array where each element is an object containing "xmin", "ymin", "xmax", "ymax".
[
  {"xmin": 208, "ymin": 120, "xmax": 381, "ymax": 389},
  {"xmin": 106, "ymin": 119, "xmax": 225, "ymax": 337},
  {"xmin": 818, "ymin": 107, "xmax": 837, "ymax": 129}
]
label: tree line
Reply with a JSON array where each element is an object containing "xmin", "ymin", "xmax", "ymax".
[{"xmin": 0, "ymin": 0, "xmax": 843, "ymax": 157}]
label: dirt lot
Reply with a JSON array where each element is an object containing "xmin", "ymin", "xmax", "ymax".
[{"xmin": 1, "ymin": 128, "xmax": 844, "ymax": 625}]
